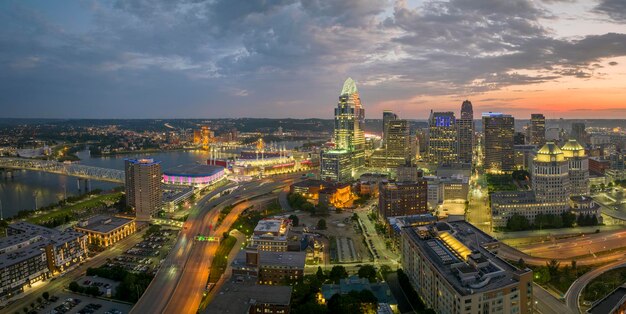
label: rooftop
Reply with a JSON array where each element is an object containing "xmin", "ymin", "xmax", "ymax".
[
  {"xmin": 253, "ymin": 218, "xmax": 288, "ymax": 236},
  {"xmin": 125, "ymin": 158, "xmax": 160, "ymax": 166},
  {"xmin": 536, "ymin": 142, "xmax": 565, "ymax": 162},
  {"xmin": 75, "ymin": 215, "xmax": 134, "ymax": 234},
  {"xmin": 403, "ymin": 220, "xmax": 529, "ymax": 296},
  {"xmin": 204, "ymin": 280, "xmax": 292, "ymax": 314},
  {"xmin": 258, "ymin": 251, "xmax": 306, "ymax": 268}
]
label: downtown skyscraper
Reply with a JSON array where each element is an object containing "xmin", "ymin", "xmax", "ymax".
[
  {"xmin": 529, "ymin": 113, "xmax": 546, "ymax": 146},
  {"xmin": 482, "ymin": 112, "xmax": 515, "ymax": 173},
  {"xmin": 333, "ymin": 77, "xmax": 366, "ymax": 169},
  {"xmin": 427, "ymin": 111, "xmax": 458, "ymax": 165},
  {"xmin": 382, "ymin": 110, "xmax": 398, "ymax": 145},
  {"xmin": 458, "ymin": 100, "xmax": 474, "ymax": 164}
]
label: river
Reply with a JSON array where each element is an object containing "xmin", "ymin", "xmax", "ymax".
[{"xmin": 0, "ymin": 140, "xmax": 311, "ymax": 219}]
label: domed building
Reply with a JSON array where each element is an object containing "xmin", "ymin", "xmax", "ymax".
[
  {"xmin": 561, "ymin": 139, "xmax": 589, "ymax": 196},
  {"xmin": 532, "ymin": 142, "xmax": 570, "ymax": 210}
]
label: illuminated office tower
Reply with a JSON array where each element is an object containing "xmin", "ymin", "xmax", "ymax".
[
  {"xmin": 529, "ymin": 114, "xmax": 546, "ymax": 146},
  {"xmin": 482, "ymin": 112, "xmax": 515, "ymax": 173},
  {"xmin": 427, "ymin": 111, "xmax": 458, "ymax": 165},
  {"xmin": 561, "ymin": 139, "xmax": 589, "ymax": 196},
  {"xmin": 385, "ymin": 119, "xmax": 411, "ymax": 166},
  {"xmin": 125, "ymin": 158, "xmax": 163, "ymax": 221},
  {"xmin": 334, "ymin": 77, "xmax": 365, "ymax": 170},
  {"xmin": 532, "ymin": 142, "xmax": 570, "ymax": 208},
  {"xmin": 320, "ymin": 150, "xmax": 353, "ymax": 183},
  {"xmin": 458, "ymin": 100, "xmax": 474, "ymax": 164},
  {"xmin": 383, "ymin": 110, "xmax": 398, "ymax": 144}
]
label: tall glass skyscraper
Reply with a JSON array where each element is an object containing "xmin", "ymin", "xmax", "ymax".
[
  {"xmin": 530, "ymin": 113, "xmax": 546, "ymax": 146},
  {"xmin": 427, "ymin": 111, "xmax": 458, "ymax": 165},
  {"xmin": 382, "ymin": 110, "xmax": 398, "ymax": 145},
  {"xmin": 334, "ymin": 77, "xmax": 365, "ymax": 169},
  {"xmin": 458, "ymin": 100, "xmax": 474, "ymax": 164}
]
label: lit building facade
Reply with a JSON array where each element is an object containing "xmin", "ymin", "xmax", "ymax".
[
  {"xmin": 482, "ymin": 112, "xmax": 515, "ymax": 173},
  {"xmin": 532, "ymin": 142, "xmax": 570, "ymax": 208},
  {"xmin": 427, "ymin": 111, "xmax": 458, "ymax": 165},
  {"xmin": 334, "ymin": 77, "xmax": 365, "ymax": 170},
  {"xmin": 561, "ymin": 139, "xmax": 590, "ymax": 196},
  {"xmin": 320, "ymin": 149, "xmax": 353, "ymax": 183},
  {"xmin": 74, "ymin": 215, "xmax": 137, "ymax": 248},
  {"xmin": 125, "ymin": 158, "xmax": 163, "ymax": 221},
  {"xmin": 529, "ymin": 114, "xmax": 546, "ymax": 146},
  {"xmin": 383, "ymin": 110, "xmax": 398, "ymax": 145},
  {"xmin": 379, "ymin": 180, "xmax": 428, "ymax": 219},
  {"xmin": 458, "ymin": 100, "xmax": 474, "ymax": 164}
]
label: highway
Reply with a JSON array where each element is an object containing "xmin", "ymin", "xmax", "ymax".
[
  {"xmin": 565, "ymin": 259, "xmax": 626, "ymax": 313},
  {"xmin": 515, "ymin": 229, "xmax": 626, "ymax": 259},
  {"xmin": 1, "ymin": 229, "xmax": 147, "ymax": 313},
  {"xmin": 496, "ymin": 241, "xmax": 626, "ymax": 266},
  {"xmin": 132, "ymin": 174, "xmax": 299, "ymax": 314},
  {"xmin": 534, "ymin": 283, "xmax": 574, "ymax": 314}
]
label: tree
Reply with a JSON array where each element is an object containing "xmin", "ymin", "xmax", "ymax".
[
  {"xmin": 42, "ymin": 291, "xmax": 49, "ymax": 300},
  {"xmin": 507, "ymin": 214, "xmax": 530, "ymax": 231},
  {"xmin": 316, "ymin": 266, "xmax": 326, "ymax": 282},
  {"xmin": 358, "ymin": 265, "xmax": 377, "ymax": 283},
  {"xmin": 329, "ymin": 265, "xmax": 348, "ymax": 283},
  {"xmin": 317, "ymin": 219, "xmax": 327, "ymax": 230},
  {"xmin": 546, "ymin": 259, "xmax": 561, "ymax": 278},
  {"xmin": 69, "ymin": 281, "xmax": 80, "ymax": 292},
  {"xmin": 37, "ymin": 297, "xmax": 42, "ymax": 304},
  {"xmin": 289, "ymin": 214, "xmax": 300, "ymax": 227},
  {"xmin": 535, "ymin": 267, "xmax": 551, "ymax": 284}
]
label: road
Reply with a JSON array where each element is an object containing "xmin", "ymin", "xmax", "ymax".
[
  {"xmin": 1, "ymin": 229, "xmax": 147, "ymax": 313},
  {"xmin": 515, "ymin": 228, "xmax": 626, "ymax": 259},
  {"xmin": 132, "ymin": 173, "xmax": 299, "ymax": 314},
  {"xmin": 534, "ymin": 283, "xmax": 574, "ymax": 314},
  {"xmin": 565, "ymin": 258, "xmax": 626, "ymax": 313},
  {"xmin": 496, "ymin": 242, "xmax": 626, "ymax": 266},
  {"xmin": 465, "ymin": 185, "xmax": 491, "ymax": 233}
]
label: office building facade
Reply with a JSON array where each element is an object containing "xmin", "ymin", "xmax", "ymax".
[
  {"xmin": 529, "ymin": 114, "xmax": 546, "ymax": 146},
  {"xmin": 320, "ymin": 150, "xmax": 353, "ymax": 183},
  {"xmin": 458, "ymin": 100, "xmax": 474, "ymax": 164},
  {"xmin": 482, "ymin": 113, "xmax": 515, "ymax": 173},
  {"xmin": 561, "ymin": 139, "xmax": 590, "ymax": 196},
  {"xmin": 427, "ymin": 111, "xmax": 458, "ymax": 165},
  {"xmin": 379, "ymin": 180, "xmax": 428, "ymax": 219}
]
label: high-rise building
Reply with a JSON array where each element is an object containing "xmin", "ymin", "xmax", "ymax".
[
  {"xmin": 514, "ymin": 132, "xmax": 526, "ymax": 145},
  {"xmin": 561, "ymin": 139, "xmax": 590, "ymax": 196},
  {"xmin": 334, "ymin": 77, "xmax": 365, "ymax": 170},
  {"xmin": 427, "ymin": 111, "xmax": 458, "ymax": 165},
  {"xmin": 532, "ymin": 142, "xmax": 569, "ymax": 208},
  {"xmin": 320, "ymin": 150, "xmax": 353, "ymax": 183},
  {"xmin": 125, "ymin": 158, "xmax": 163, "ymax": 221},
  {"xmin": 458, "ymin": 100, "xmax": 474, "ymax": 164},
  {"xmin": 482, "ymin": 112, "xmax": 515, "ymax": 173},
  {"xmin": 529, "ymin": 114, "xmax": 546, "ymax": 146},
  {"xmin": 378, "ymin": 180, "xmax": 427, "ymax": 219},
  {"xmin": 385, "ymin": 119, "xmax": 411, "ymax": 166},
  {"xmin": 382, "ymin": 110, "xmax": 398, "ymax": 144},
  {"xmin": 571, "ymin": 122, "xmax": 587, "ymax": 144}
]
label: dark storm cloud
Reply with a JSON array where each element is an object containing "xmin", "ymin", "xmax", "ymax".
[
  {"xmin": 0, "ymin": 0, "xmax": 625, "ymax": 118},
  {"xmin": 594, "ymin": 0, "xmax": 626, "ymax": 22}
]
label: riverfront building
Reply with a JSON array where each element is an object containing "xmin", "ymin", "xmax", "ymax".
[
  {"xmin": 125, "ymin": 158, "xmax": 163, "ymax": 220},
  {"xmin": 401, "ymin": 221, "xmax": 533, "ymax": 314}
]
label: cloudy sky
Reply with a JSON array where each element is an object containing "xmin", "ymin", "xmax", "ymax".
[{"xmin": 1, "ymin": 0, "xmax": 625, "ymax": 119}]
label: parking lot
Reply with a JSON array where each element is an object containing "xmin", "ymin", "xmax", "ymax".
[
  {"xmin": 26, "ymin": 291, "xmax": 131, "ymax": 314},
  {"xmin": 104, "ymin": 228, "xmax": 178, "ymax": 275}
]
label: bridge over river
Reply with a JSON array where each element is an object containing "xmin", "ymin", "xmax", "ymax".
[{"xmin": 0, "ymin": 157, "xmax": 124, "ymax": 183}]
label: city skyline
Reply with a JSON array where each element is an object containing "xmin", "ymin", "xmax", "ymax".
[{"xmin": 1, "ymin": 0, "xmax": 626, "ymax": 119}]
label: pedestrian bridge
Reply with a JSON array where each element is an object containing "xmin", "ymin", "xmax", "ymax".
[{"xmin": 0, "ymin": 157, "xmax": 124, "ymax": 183}]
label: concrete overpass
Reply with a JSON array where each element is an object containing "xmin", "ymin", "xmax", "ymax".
[{"xmin": 0, "ymin": 157, "xmax": 124, "ymax": 183}]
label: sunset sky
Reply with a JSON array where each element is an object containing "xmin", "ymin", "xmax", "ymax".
[{"xmin": 1, "ymin": 0, "xmax": 625, "ymax": 119}]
